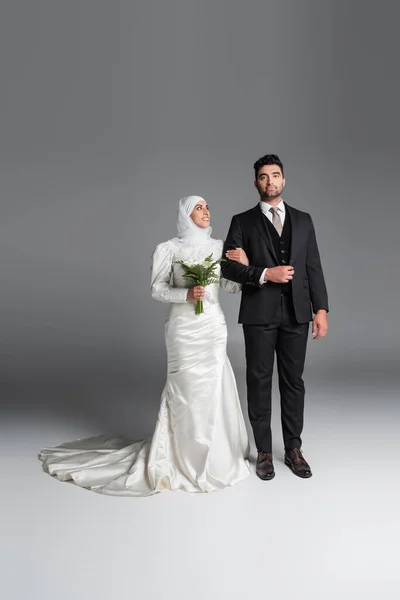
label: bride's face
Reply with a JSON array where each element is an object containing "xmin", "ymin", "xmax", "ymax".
[{"xmin": 190, "ymin": 199, "xmax": 210, "ymax": 228}]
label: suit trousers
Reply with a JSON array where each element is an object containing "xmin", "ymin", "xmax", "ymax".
[{"xmin": 243, "ymin": 293, "xmax": 309, "ymax": 452}]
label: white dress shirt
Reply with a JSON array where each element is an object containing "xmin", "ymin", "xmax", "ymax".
[{"xmin": 258, "ymin": 199, "xmax": 285, "ymax": 285}]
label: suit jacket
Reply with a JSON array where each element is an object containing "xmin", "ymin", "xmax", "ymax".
[{"xmin": 221, "ymin": 203, "xmax": 329, "ymax": 324}]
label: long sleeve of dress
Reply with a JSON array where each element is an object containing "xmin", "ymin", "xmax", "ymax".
[
  {"xmin": 219, "ymin": 277, "xmax": 242, "ymax": 294},
  {"xmin": 151, "ymin": 242, "xmax": 189, "ymax": 303}
]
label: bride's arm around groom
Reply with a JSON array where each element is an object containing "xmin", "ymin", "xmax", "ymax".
[{"xmin": 221, "ymin": 215, "xmax": 266, "ymax": 287}]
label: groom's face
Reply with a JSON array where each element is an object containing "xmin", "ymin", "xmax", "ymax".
[{"xmin": 255, "ymin": 164, "xmax": 285, "ymax": 201}]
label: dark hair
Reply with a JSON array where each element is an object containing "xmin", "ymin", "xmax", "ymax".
[{"xmin": 253, "ymin": 154, "xmax": 284, "ymax": 179}]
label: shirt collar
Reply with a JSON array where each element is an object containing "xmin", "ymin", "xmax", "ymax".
[{"xmin": 259, "ymin": 199, "xmax": 285, "ymax": 215}]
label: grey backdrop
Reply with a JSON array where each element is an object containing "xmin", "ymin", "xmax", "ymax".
[
  {"xmin": 3, "ymin": 1, "xmax": 399, "ymax": 429},
  {"xmin": 2, "ymin": 2, "xmax": 400, "ymax": 599}
]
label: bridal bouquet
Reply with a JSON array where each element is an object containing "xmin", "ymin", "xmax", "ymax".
[{"xmin": 176, "ymin": 253, "xmax": 225, "ymax": 315}]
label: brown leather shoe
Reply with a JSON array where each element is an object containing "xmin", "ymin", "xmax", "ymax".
[
  {"xmin": 284, "ymin": 448, "xmax": 312, "ymax": 478},
  {"xmin": 256, "ymin": 451, "xmax": 275, "ymax": 480}
]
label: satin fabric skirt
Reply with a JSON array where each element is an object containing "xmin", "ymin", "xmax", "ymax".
[{"xmin": 39, "ymin": 302, "xmax": 251, "ymax": 496}]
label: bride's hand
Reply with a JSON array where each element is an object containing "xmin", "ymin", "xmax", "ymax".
[
  {"xmin": 187, "ymin": 286, "xmax": 205, "ymax": 303},
  {"xmin": 225, "ymin": 247, "xmax": 249, "ymax": 266}
]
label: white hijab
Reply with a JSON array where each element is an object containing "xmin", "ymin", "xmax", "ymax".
[{"xmin": 176, "ymin": 196, "xmax": 212, "ymax": 245}]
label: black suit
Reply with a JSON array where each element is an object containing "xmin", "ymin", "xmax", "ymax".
[{"xmin": 222, "ymin": 203, "xmax": 328, "ymax": 452}]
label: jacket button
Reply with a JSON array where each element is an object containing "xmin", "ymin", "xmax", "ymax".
[
  {"xmin": 282, "ymin": 259, "xmax": 286, "ymax": 264},
  {"xmin": 281, "ymin": 250, "xmax": 285, "ymax": 254}
]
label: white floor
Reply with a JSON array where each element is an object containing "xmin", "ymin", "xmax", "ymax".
[{"xmin": 3, "ymin": 372, "xmax": 399, "ymax": 600}]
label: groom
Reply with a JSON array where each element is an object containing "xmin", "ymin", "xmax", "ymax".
[{"xmin": 222, "ymin": 154, "xmax": 329, "ymax": 481}]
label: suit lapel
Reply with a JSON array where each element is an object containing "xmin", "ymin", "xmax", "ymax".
[
  {"xmin": 252, "ymin": 202, "xmax": 301, "ymax": 265},
  {"xmin": 251, "ymin": 204, "xmax": 279, "ymax": 264},
  {"xmin": 285, "ymin": 202, "xmax": 300, "ymax": 264}
]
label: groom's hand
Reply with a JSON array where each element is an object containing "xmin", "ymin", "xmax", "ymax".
[
  {"xmin": 312, "ymin": 310, "xmax": 328, "ymax": 340},
  {"xmin": 264, "ymin": 266, "xmax": 294, "ymax": 284}
]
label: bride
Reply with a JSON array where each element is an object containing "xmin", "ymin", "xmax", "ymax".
[{"xmin": 39, "ymin": 196, "xmax": 251, "ymax": 496}]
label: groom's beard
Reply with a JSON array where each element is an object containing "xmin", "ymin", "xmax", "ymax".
[{"xmin": 257, "ymin": 184, "xmax": 284, "ymax": 201}]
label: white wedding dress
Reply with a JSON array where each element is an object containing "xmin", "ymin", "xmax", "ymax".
[{"xmin": 39, "ymin": 237, "xmax": 251, "ymax": 496}]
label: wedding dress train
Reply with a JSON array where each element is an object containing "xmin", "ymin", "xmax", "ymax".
[{"xmin": 39, "ymin": 238, "xmax": 251, "ymax": 496}]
